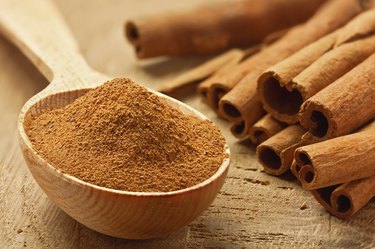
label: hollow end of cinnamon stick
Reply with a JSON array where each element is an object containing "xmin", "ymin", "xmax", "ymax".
[
  {"xmin": 257, "ymin": 145, "xmax": 282, "ymax": 171},
  {"xmin": 295, "ymin": 149, "xmax": 319, "ymax": 189},
  {"xmin": 249, "ymin": 128, "xmax": 269, "ymax": 145},
  {"xmin": 257, "ymin": 125, "xmax": 305, "ymax": 175},
  {"xmin": 207, "ymin": 84, "xmax": 229, "ymax": 113},
  {"xmin": 299, "ymin": 101, "xmax": 332, "ymax": 139},
  {"xmin": 229, "ymin": 120, "xmax": 248, "ymax": 139},
  {"xmin": 332, "ymin": 193, "xmax": 353, "ymax": 217},
  {"xmin": 248, "ymin": 114, "xmax": 286, "ymax": 144},
  {"xmin": 299, "ymin": 165, "xmax": 316, "ymax": 187},
  {"xmin": 125, "ymin": 21, "xmax": 149, "ymax": 58},
  {"xmin": 295, "ymin": 149, "xmax": 313, "ymax": 166},
  {"xmin": 219, "ymin": 99, "xmax": 243, "ymax": 121},
  {"xmin": 125, "ymin": 21, "xmax": 140, "ymax": 44},
  {"xmin": 257, "ymin": 144, "xmax": 292, "ymax": 176},
  {"xmin": 258, "ymin": 72, "xmax": 304, "ymax": 124}
]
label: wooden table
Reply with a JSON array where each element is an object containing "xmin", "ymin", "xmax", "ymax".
[{"xmin": 1, "ymin": 0, "xmax": 374, "ymax": 248}]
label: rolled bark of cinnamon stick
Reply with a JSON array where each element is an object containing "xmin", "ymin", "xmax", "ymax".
[
  {"xmin": 258, "ymin": 10, "xmax": 375, "ymax": 124},
  {"xmin": 257, "ymin": 125, "xmax": 306, "ymax": 176},
  {"xmin": 125, "ymin": 0, "xmax": 324, "ymax": 59},
  {"xmin": 158, "ymin": 48, "xmax": 245, "ymax": 98},
  {"xmin": 310, "ymin": 121, "xmax": 375, "ymax": 218},
  {"xmin": 248, "ymin": 114, "xmax": 286, "ymax": 144},
  {"xmin": 295, "ymin": 127, "xmax": 375, "ymax": 190},
  {"xmin": 198, "ymin": 45, "xmax": 261, "ymax": 113},
  {"xmin": 331, "ymin": 176, "xmax": 375, "ymax": 218},
  {"xmin": 311, "ymin": 175, "xmax": 375, "ymax": 219},
  {"xmin": 217, "ymin": 0, "xmax": 366, "ymax": 136},
  {"xmin": 292, "ymin": 121, "xmax": 375, "ymax": 179},
  {"xmin": 203, "ymin": 59, "xmax": 259, "ymax": 120},
  {"xmin": 299, "ymin": 53, "xmax": 375, "ymax": 140}
]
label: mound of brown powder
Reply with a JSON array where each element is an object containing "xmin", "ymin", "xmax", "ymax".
[{"xmin": 26, "ymin": 78, "xmax": 227, "ymax": 192}]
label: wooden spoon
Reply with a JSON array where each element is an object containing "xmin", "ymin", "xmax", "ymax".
[{"xmin": 0, "ymin": 0, "xmax": 230, "ymax": 239}]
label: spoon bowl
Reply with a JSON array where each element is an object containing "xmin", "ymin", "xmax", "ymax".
[
  {"xmin": 1, "ymin": 0, "xmax": 230, "ymax": 239},
  {"xmin": 19, "ymin": 87, "xmax": 230, "ymax": 239}
]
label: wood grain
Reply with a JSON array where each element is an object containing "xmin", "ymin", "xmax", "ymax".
[{"xmin": 0, "ymin": 0, "xmax": 374, "ymax": 248}]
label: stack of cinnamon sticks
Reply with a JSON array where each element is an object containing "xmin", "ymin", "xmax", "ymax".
[
  {"xmin": 256, "ymin": 2, "xmax": 375, "ymax": 218},
  {"xmin": 126, "ymin": 0, "xmax": 375, "ymax": 218},
  {"xmin": 256, "ymin": 3, "xmax": 375, "ymax": 219}
]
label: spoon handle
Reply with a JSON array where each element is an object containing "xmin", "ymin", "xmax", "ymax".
[{"xmin": 0, "ymin": 0, "xmax": 104, "ymax": 89}]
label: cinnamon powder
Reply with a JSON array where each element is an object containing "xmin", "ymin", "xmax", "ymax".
[{"xmin": 26, "ymin": 78, "xmax": 226, "ymax": 192}]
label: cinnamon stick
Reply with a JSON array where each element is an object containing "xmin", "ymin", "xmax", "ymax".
[
  {"xmin": 332, "ymin": 176, "xmax": 375, "ymax": 218},
  {"xmin": 292, "ymin": 121, "xmax": 375, "ymax": 179},
  {"xmin": 158, "ymin": 48, "xmax": 245, "ymax": 98},
  {"xmin": 311, "ymin": 175, "xmax": 375, "ymax": 219},
  {"xmin": 198, "ymin": 45, "xmax": 261, "ymax": 111},
  {"xmin": 299, "ymin": 53, "xmax": 375, "ymax": 140},
  {"xmin": 258, "ymin": 10, "xmax": 375, "ymax": 124},
  {"xmin": 248, "ymin": 114, "xmax": 286, "ymax": 144},
  {"xmin": 229, "ymin": 119, "xmax": 246, "ymax": 139},
  {"xmin": 295, "ymin": 127, "xmax": 375, "ymax": 190},
  {"xmin": 256, "ymin": 125, "xmax": 305, "ymax": 176},
  {"xmin": 201, "ymin": 59, "xmax": 262, "ymax": 121},
  {"xmin": 125, "ymin": 0, "xmax": 324, "ymax": 59},
  {"xmin": 217, "ymin": 0, "xmax": 365, "ymax": 136}
]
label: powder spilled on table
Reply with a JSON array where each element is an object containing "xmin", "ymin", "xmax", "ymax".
[{"xmin": 26, "ymin": 78, "xmax": 227, "ymax": 192}]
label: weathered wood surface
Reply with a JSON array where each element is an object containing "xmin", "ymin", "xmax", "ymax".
[{"xmin": 0, "ymin": 0, "xmax": 374, "ymax": 248}]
